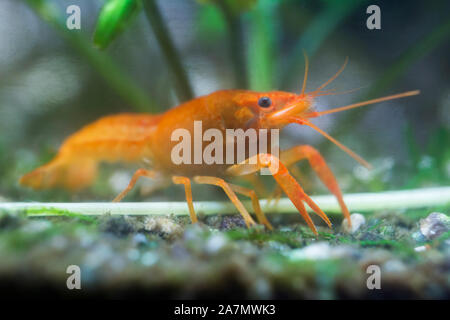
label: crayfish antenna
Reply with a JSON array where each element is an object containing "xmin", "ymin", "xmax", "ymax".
[
  {"xmin": 315, "ymin": 57, "xmax": 349, "ymax": 92},
  {"xmin": 289, "ymin": 117, "xmax": 372, "ymax": 169},
  {"xmin": 313, "ymin": 90, "xmax": 421, "ymax": 116},
  {"xmin": 301, "ymin": 50, "xmax": 309, "ymax": 96},
  {"xmin": 311, "ymin": 86, "xmax": 365, "ymax": 97}
]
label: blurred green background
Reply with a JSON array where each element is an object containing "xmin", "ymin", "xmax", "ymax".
[{"xmin": 0, "ymin": 0, "xmax": 449, "ymax": 202}]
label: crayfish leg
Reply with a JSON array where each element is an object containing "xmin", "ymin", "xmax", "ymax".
[
  {"xmin": 228, "ymin": 183, "xmax": 273, "ymax": 230},
  {"xmin": 280, "ymin": 145, "xmax": 351, "ymax": 227},
  {"xmin": 172, "ymin": 176, "xmax": 198, "ymax": 224},
  {"xmin": 193, "ymin": 176, "xmax": 256, "ymax": 228},
  {"xmin": 113, "ymin": 168, "xmax": 156, "ymax": 202},
  {"xmin": 239, "ymin": 173, "xmax": 269, "ymax": 197},
  {"xmin": 227, "ymin": 153, "xmax": 333, "ymax": 235},
  {"xmin": 267, "ymin": 166, "xmax": 307, "ymax": 206}
]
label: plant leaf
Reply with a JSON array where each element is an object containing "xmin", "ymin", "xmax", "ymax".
[{"xmin": 94, "ymin": 0, "xmax": 142, "ymax": 49}]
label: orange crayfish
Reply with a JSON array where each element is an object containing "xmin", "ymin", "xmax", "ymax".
[{"xmin": 20, "ymin": 57, "xmax": 419, "ymax": 234}]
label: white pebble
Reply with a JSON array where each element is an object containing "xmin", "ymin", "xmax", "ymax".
[
  {"xmin": 144, "ymin": 217, "xmax": 183, "ymax": 238},
  {"xmin": 414, "ymin": 245, "xmax": 428, "ymax": 252},
  {"xmin": 341, "ymin": 213, "xmax": 366, "ymax": 233},
  {"xmin": 419, "ymin": 212, "xmax": 450, "ymax": 240},
  {"xmin": 288, "ymin": 242, "xmax": 354, "ymax": 261},
  {"xmin": 205, "ymin": 234, "xmax": 227, "ymax": 254}
]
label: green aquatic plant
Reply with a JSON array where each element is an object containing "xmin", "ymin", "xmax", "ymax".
[
  {"xmin": 246, "ymin": 0, "xmax": 278, "ymax": 91},
  {"xmin": 24, "ymin": 0, "xmax": 157, "ymax": 112},
  {"xmin": 93, "ymin": 0, "xmax": 194, "ymax": 101},
  {"xmin": 142, "ymin": 0, "xmax": 194, "ymax": 101},
  {"xmin": 25, "ymin": 207, "xmax": 97, "ymax": 222},
  {"xmin": 94, "ymin": 0, "xmax": 143, "ymax": 50}
]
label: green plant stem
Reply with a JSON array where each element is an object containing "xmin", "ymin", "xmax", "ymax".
[
  {"xmin": 25, "ymin": 0, "xmax": 158, "ymax": 112},
  {"xmin": 280, "ymin": 0, "xmax": 365, "ymax": 89},
  {"xmin": 2, "ymin": 187, "xmax": 449, "ymax": 217},
  {"xmin": 216, "ymin": 1, "xmax": 247, "ymax": 88},
  {"xmin": 246, "ymin": 0, "xmax": 277, "ymax": 91},
  {"xmin": 142, "ymin": 0, "xmax": 193, "ymax": 102}
]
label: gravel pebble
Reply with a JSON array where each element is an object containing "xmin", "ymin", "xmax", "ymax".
[
  {"xmin": 287, "ymin": 242, "xmax": 355, "ymax": 261},
  {"xmin": 205, "ymin": 233, "xmax": 228, "ymax": 254},
  {"xmin": 419, "ymin": 212, "xmax": 450, "ymax": 240},
  {"xmin": 341, "ymin": 213, "xmax": 366, "ymax": 233},
  {"xmin": 144, "ymin": 217, "xmax": 183, "ymax": 239}
]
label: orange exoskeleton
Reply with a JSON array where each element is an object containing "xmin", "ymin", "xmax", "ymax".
[{"xmin": 20, "ymin": 56, "xmax": 419, "ymax": 234}]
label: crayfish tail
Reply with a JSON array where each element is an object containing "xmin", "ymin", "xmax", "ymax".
[{"xmin": 19, "ymin": 156, "xmax": 97, "ymax": 191}]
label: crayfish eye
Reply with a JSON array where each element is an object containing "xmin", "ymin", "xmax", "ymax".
[{"xmin": 258, "ymin": 96, "xmax": 272, "ymax": 108}]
